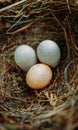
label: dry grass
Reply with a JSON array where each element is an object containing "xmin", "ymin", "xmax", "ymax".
[{"xmin": 0, "ymin": 0, "xmax": 78, "ymax": 130}]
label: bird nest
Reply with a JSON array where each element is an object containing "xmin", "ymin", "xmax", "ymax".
[{"xmin": 0, "ymin": 0, "xmax": 78, "ymax": 130}]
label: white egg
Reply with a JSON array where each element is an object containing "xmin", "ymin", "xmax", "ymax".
[
  {"xmin": 37, "ymin": 40, "xmax": 61, "ymax": 68},
  {"xmin": 14, "ymin": 45, "xmax": 37, "ymax": 71},
  {"xmin": 26, "ymin": 64, "xmax": 52, "ymax": 89}
]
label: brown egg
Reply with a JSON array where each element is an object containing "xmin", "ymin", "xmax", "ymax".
[{"xmin": 26, "ymin": 64, "xmax": 52, "ymax": 89}]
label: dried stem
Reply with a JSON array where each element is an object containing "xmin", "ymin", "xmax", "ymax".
[{"xmin": 0, "ymin": 0, "xmax": 26, "ymax": 13}]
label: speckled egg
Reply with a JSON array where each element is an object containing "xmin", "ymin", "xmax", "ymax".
[{"xmin": 26, "ymin": 63, "xmax": 52, "ymax": 89}]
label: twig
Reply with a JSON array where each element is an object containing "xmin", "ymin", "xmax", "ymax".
[
  {"xmin": 0, "ymin": 0, "xmax": 26, "ymax": 13},
  {"xmin": 6, "ymin": 12, "xmax": 51, "ymax": 34},
  {"xmin": 64, "ymin": 61, "xmax": 72, "ymax": 90},
  {"xmin": 66, "ymin": 0, "xmax": 71, "ymax": 12},
  {"xmin": 64, "ymin": 61, "xmax": 72, "ymax": 82},
  {"xmin": 7, "ymin": 15, "xmax": 24, "ymax": 31},
  {"xmin": 33, "ymin": 100, "xmax": 70, "ymax": 120}
]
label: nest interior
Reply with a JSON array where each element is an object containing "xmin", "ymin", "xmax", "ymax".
[{"xmin": 0, "ymin": 0, "xmax": 78, "ymax": 130}]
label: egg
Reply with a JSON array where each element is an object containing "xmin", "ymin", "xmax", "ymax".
[
  {"xmin": 14, "ymin": 45, "xmax": 37, "ymax": 71},
  {"xmin": 37, "ymin": 40, "xmax": 61, "ymax": 68},
  {"xmin": 26, "ymin": 64, "xmax": 52, "ymax": 89}
]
